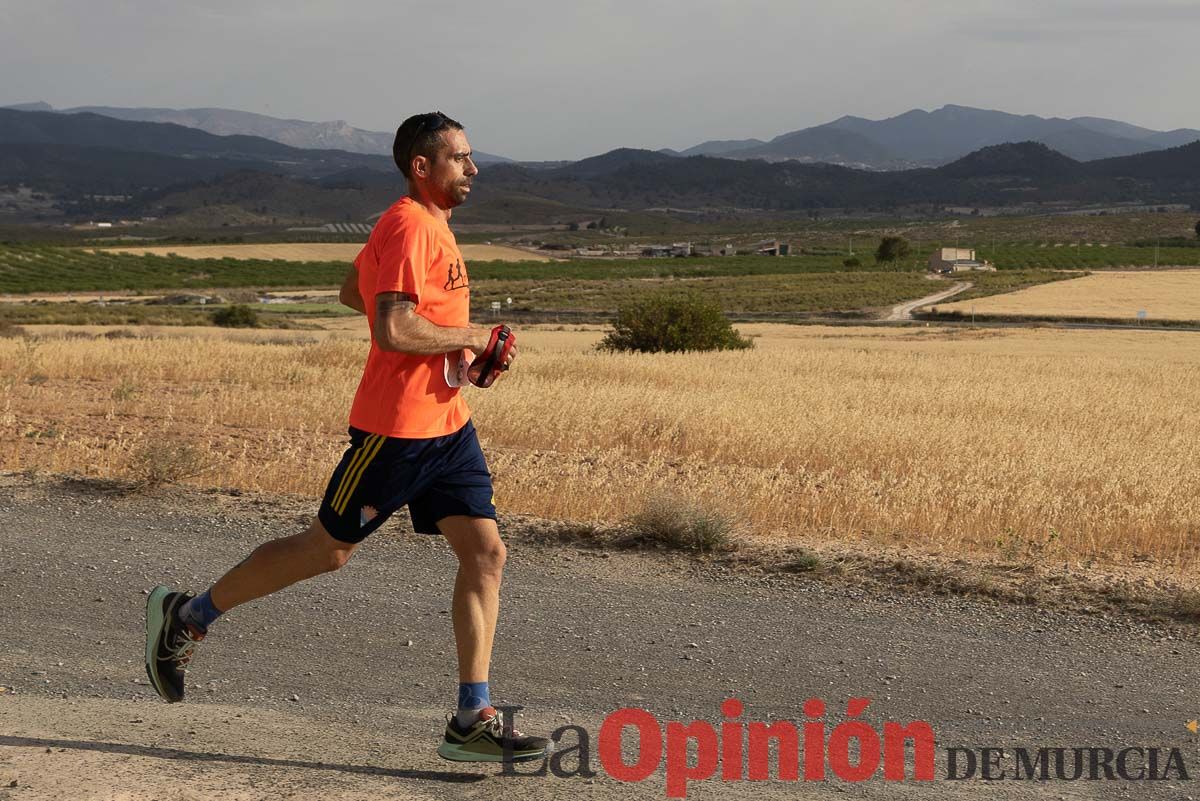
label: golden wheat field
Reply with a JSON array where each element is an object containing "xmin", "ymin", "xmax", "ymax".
[
  {"xmin": 939, "ymin": 269, "xmax": 1200, "ymax": 321},
  {"xmin": 99, "ymin": 243, "xmax": 552, "ymax": 263},
  {"xmin": 3, "ymin": 323, "xmax": 1199, "ymax": 570}
]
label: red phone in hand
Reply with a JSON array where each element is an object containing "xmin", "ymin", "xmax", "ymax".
[{"xmin": 467, "ymin": 325, "xmax": 515, "ymax": 388}]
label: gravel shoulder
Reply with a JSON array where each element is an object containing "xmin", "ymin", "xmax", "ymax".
[{"xmin": 1, "ymin": 474, "xmax": 1198, "ymax": 800}]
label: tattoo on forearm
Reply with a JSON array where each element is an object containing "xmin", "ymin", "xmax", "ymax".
[{"xmin": 377, "ymin": 296, "xmax": 416, "ymax": 315}]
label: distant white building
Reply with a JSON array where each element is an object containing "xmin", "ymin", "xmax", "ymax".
[
  {"xmin": 929, "ymin": 247, "xmax": 995, "ymax": 273},
  {"xmin": 752, "ymin": 239, "xmax": 791, "ymax": 256}
]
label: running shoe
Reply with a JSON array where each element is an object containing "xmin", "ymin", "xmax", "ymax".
[
  {"xmin": 144, "ymin": 586, "xmax": 204, "ymax": 703},
  {"xmin": 437, "ymin": 706, "xmax": 550, "ymax": 762}
]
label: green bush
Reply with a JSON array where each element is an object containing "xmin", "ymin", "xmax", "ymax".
[
  {"xmin": 125, "ymin": 439, "xmax": 208, "ymax": 489},
  {"xmin": 598, "ymin": 293, "xmax": 753, "ymax": 353},
  {"xmin": 628, "ymin": 496, "xmax": 737, "ymax": 553},
  {"xmin": 875, "ymin": 236, "xmax": 911, "ymax": 263},
  {"xmin": 843, "ymin": 256, "xmax": 862, "ymax": 268},
  {"xmin": 212, "ymin": 304, "xmax": 260, "ymax": 328}
]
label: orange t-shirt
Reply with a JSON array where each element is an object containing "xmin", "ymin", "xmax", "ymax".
[{"xmin": 348, "ymin": 197, "xmax": 471, "ymax": 438}]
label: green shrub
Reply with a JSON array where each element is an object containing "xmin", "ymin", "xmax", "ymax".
[
  {"xmin": 843, "ymin": 256, "xmax": 862, "ymax": 268},
  {"xmin": 125, "ymin": 439, "xmax": 208, "ymax": 489},
  {"xmin": 628, "ymin": 496, "xmax": 737, "ymax": 553},
  {"xmin": 212, "ymin": 304, "xmax": 260, "ymax": 328},
  {"xmin": 598, "ymin": 293, "xmax": 752, "ymax": 353},
  {"xmin": 875, "ymin": 236, "xmax": 911, "ymax": 263}
]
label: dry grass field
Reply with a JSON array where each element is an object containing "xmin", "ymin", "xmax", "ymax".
[
  {"xmin": 939, "ymin": 269, "xmax": 1200, "ymax": 321},
  {"xmin": 3, "ymin": 323, "xmax": 1198, "ymax": 572},
  {"xmin": 100, "ymin": 243, "xmax": 553, "ymax": 263}
]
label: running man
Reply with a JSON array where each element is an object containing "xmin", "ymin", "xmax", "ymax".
[{"xmin": 144, "ymin": 111, "xmax": 550, "ymax": 763}]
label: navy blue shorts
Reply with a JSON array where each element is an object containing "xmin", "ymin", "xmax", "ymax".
[{"xmin": 317, "ymin": 420, "xmax": 496, "ymax": 543}]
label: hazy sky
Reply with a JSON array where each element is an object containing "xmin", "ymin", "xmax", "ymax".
[{"xmin": 3, "ymin": 0, "xmax": 1197, "ymax": 160}]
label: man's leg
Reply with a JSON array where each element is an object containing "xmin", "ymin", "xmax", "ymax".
[
  {"xmin": 145, "ymin": 518, "xmax": 358, "ymax": 703},
  {"xmin": 438, "ymin": 515, "xmax": 506, "ymax": 692},
  {"xmin": 209, "ymin": 518, "xmax": 359, "ymax": 612},
  {"xmin": 434, "ymin": 514, "xmax": 549, "ymax": 762}
]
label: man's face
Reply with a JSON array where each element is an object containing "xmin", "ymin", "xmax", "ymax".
[{"xmin": 423, "ymin": 128, "xmax": 478, "ymax": 209}]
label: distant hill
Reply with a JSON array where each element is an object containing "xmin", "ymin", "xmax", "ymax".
[
  {"xmin": 1089, "ymin": 140, "xmax": 1200, "ymax": 181},
  {"xmin": 0, "ymin": 108, "xmax": 393, "ymax": 175},
  {"xmin": 732, "ymin": 126, "xmax": 904, "ymax": 169},
  {"xmin": 4, "ymin": 103, "xmax": 512, "ymax": 163},
  {"xmin": 4, "ymin": 100, "xmax": 1200, "ymax": 225},
  {"xmin": 3, "ymin": 102, "xmax": 53, "ymax": 112},
  {"xmin": 549, "ymin": 148, "xmax": 678, "ymax": 179},
  {"xmin": 677, "ymin": 138, "xmax": 767, "ymax": 157},
  {"xmin": 0, "ymin": 142, "xmax": 270, "ymax": 195},
  {"xmin": 472, "ymin": 141, "xmax": 1200, "ymax": 213},
  {"xmin": 679, "ymin": 105, "xmax": 1200, "ymax": 169},
  {"xmin": 1145, "ymin": 129, "xmax": 1200, "ymax": 149},
  {"xmin": 935, "ymin": 141, "xmax": 1083, "ymax": 180}
]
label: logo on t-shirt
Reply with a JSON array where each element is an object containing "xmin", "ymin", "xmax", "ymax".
[{"xmin": 445, "ymin": 259, "xmax": 468, "ymax": 291}]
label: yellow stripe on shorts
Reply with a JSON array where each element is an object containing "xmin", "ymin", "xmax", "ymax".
[
  {"xmin": 333, "ymin": 434, "xmax": 385, "ymax": 515},
  {"xmin": 331, "ymin": 434, "xmax": 379, "ymax": 513}
]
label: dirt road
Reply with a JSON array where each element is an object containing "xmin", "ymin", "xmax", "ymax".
[
  {"xmin": 1, "ymin": 475, "xmax": 1197, "ymax": 799},
  {"xmin": 887, "ymin": 281, "xmax": 972, "ymax": 321}
]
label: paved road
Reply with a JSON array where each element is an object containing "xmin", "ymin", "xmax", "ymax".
[{"xmin": 1, "ymin": 475, "xmax": 1198, "ymax": 800}]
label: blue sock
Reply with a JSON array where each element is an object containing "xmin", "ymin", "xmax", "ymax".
[
  {"xmin": 177, "ymin": 590, "xmax": 223, "ymax": 634},
  {"xmin": 455, "ymin": 681, "xmax": 490, "ymax": 727}
]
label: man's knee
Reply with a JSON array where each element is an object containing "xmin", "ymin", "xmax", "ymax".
[
  {"xmin": 463, "ymin": 536, "xmax": 506, "ymax": 579},
  {"xmin": 302, "ymin": 518, "xmax": 358, "ymax": 574},
  {"xmin": 322, "ymin": 544, "xmax": 356, "ymax": 573}
]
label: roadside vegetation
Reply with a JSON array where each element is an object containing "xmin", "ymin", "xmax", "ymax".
[{"xmin": 4, "ymin": 326, "xmax": 1198, "ymax": 574}]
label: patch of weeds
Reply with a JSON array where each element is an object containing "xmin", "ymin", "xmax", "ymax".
[
  {"xmin": 627, "ymin": 496, "xmax": 738, "ymax": 553},
  {"xmin": 778, "ymin": 551, "xmax": 821, "ymax": 573},
  {"xmin": 1168, "ymin": 590, "xmax": 1200, "ymax": 623},
  {"xmin": 0, "ymin": 320, "xmax": 25, "ymax": 338},
  {"xmin": 125, "ymin": 439, "xmax": 209, "ymax": 489},
  {"xmin": 24, "ymin": 425, "xmax": 59, "ymax": 440},
  {"xmin": 550, "ymin": 522, "xmax": 604, "ymax": 543},
  {"xmin": 104, "ymin": 329, "xmax": 138, "ymax": 340},
  {"xmin": 111, "ymin": 379, "xmax": 140, "ymax": 402}
]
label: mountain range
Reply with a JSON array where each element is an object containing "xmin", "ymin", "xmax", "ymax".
[
  {"xmin": 1, "ymin": 105, "xmax": 1198, "ymax": 225},
  {"xmin": 671, "ymin": 105, "xmax": 1200, "ymax": 169},
  {"xmin": 2, "ymin": 102, "xmax": 511, "ymax": 163}
]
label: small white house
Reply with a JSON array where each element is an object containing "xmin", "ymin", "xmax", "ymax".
[{"xmin": 928, "ymin": 247, "xmax": 995, "ymax": 273}]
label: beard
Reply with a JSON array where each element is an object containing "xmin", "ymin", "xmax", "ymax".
[{"xmin": 446, "ymin": 181, "xmax": 471, "ymax": 207}]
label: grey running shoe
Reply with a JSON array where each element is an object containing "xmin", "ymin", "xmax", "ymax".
[
  {"xmin": 144, "ymin": 586, "xmax": 204, "ymax": 703},
  {"xmin": 437, "ymin": 706, "xmax": 551, "ymax": 763}
]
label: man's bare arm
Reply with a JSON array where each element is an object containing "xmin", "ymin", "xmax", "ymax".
[
  {"xmin": 339, "ymin": 266, "xmax": 366, "ymax": 314},
  {"xmin": 373, "ymin": 292, "xmax": 492, "ymax": 355}
]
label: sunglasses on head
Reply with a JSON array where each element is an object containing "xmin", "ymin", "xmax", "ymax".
[{"xmin": 408, "ymin": 112, "xmax": 451, "ymax": 164}]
